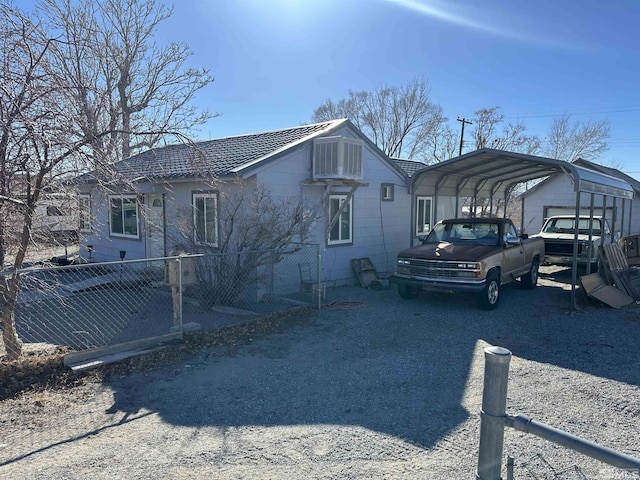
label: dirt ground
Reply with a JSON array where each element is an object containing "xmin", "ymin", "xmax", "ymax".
[{"xmin": 1, "ymin": 268, "xmax": 640, "ymax": 479}]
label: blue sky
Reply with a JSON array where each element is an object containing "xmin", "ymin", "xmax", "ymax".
[{"xmin": 153, "ymin": 0, "xmax": 639, "ymax": 175}]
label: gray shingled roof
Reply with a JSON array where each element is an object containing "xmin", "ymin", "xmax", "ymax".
[
  {"xmin": 390, "ymin": 157, "xmax": 427, "ymax": 178},
  {"xmin": 103, "ymin": 120, "xmax": 345, "ymax": 181}
]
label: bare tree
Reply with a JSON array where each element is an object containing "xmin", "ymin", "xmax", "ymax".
[
  {"xmin": 428, "ymin": 124, "xmax": 459, "ymax": 163},
  {"xmin": 170, "ymin": 181, "xmax": 320, "ymax": 306},
  {"xmin": 312, "ymin": 78, "xmax": 446, "ymax": 161},
  {"xmin": 472, "ymin": 107, "xmax": 541, "ymax": 154},
  {"xmin": 0, "ymin": 4, "xmax": 193, "ymax": 359},
  {"xmin": 39, "ymin": 0, "xmax": 215, "ymax": 163},
  {"xmin": 543, "ymin": 114, "xmax": 610, "ymax": 161}
]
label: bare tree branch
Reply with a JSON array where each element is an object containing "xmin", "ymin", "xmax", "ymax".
[
  {"xmin": 543, "ymin": 114, "xmax": 610, "ymax": 161},
  {"xmin": 40, "ymin": 0, "xmax": 216, "ymax": 163},
  {"xmin": 312, "ymin": 78, "xmax": 446, "ymax": 162}
]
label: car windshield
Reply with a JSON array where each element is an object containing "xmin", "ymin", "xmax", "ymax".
[
  {"xmin": 425, "ymin": 222, "xmax": 500, "ymax": 246},
  {"xmin": 542, "ymin": 218, "xmax": 602, "ymax": 236}
]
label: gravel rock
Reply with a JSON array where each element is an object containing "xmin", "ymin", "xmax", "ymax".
[{"xmin": 1, "ymin": 266, "xmax": 639, "ymax": 479}]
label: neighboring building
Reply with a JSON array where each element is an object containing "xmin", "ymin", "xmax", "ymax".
[
  {"xmin": 77, "ymin": 119, "xmax": 412, "ymax": 285},
  {"xmin": 4, "ymin": 176, "xmax": 79, "ymax": 243},
  {"xmin": 520, "ymin": 158, "xmax": 640, "ymax": 237}
]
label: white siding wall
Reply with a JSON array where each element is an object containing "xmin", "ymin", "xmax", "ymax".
[
  {"xmin": 256, "ymin": 127, "xmax": 412, "ymax": 286},
  {"xmin": 522, "ymin": 174, "xmax": 640, "ymax": 236},
  {"xmin": 79, "ymin": 188, "xmax": 147, "ymax": 262}
]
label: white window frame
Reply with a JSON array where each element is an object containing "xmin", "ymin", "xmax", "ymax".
[
  {"xmin": 109, "ymin": 194, "xmax": 139, "ymax": 238},
  {"xmin": 381, "ymin": 183, "xmax": 394, "ymax": 201},
  {"xmin": 79, "ymin": 195, "xmax": 91, "ymax": 232},
  {"xmin": 193, "ymin": 192, "xmax": 218, "ymax": 246},
  {"xmin": 328, "ymin": 194, "xmax": 353, "ymax": 246},
  {"xmin": 416, "ymin": 196, "xmax": 433, "ymax": 236}
]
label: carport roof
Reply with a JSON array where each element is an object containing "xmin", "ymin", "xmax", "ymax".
[{"xmin": 411, "ymin": 149, "xmax": 634, "ymax": 200}]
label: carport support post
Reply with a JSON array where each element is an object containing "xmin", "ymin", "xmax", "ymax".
[
  {"xmin": 612, "ymin": 197, "xmax": 617, "ymax": 243},
  {"xmin": 477, "ymin": 346, "xmax": 512, "ymax": 480},
  {"xmin": 571, "ymin": 190, "xmax": 581, "ymax": 311},
  {"xmin": 586, "ymin": 194, "xmax": 595, "ymax": 275}
]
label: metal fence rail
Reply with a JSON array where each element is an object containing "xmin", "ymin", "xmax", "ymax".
[
  {"xmin": 477, "ymin": 346, "xmax": 640, "ymax": 480},
  {"xmin": 2, "ymin": 244, "xmax": 321, "ymax": 361}
]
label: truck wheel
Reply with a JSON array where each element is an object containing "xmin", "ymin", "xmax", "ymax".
[
  {"xmin": 397, "ymin": 285, "xmax": 419, "ymax": 299},
  {"xmin": 478, "ymin": 273, "xmax": 500, "ymax": 310},
  {"xmin": 521, "ymin": 261, "xmax": 539, "ymax": 289}
]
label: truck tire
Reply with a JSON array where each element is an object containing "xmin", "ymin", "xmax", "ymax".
[
  {"xmin": 397, "ymin": 284, "xmax": 419, "ymax": 299},
  {"xmin": 478, "ymin": 272, "xmax": 500, "ymax": 310},
  {"xmin": 521, "ymin": 261, "xmax": 539, "ymax": 289}
]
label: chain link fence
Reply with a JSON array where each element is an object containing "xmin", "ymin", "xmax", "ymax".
[
  {"xmin": 505, "ymin": 453, "xmax": 640, "ymax": 479},
  {"xmin": 1, "ymin": 243, "xmax": 321, "ymax": 360}
]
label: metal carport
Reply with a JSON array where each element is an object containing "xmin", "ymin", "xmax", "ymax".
[{"xmin": 410, "ymin": 149, "xmax": 635, "ymax": 310}]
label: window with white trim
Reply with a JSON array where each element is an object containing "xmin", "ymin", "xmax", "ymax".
[
  {"xmin": 416, "ymin": 196, "xmax": 432, "ymax": 235},
  {"xmin": 328, "ymin": 194, "xmax": 352, "ymax": 245},
  {"xmin": 109, "ymin": 195, "xmax": 139, "ymax": 238},
  {"xmin": 193, "ymin": 192, "xmax": 218, "ymax": 246},
  {"xmin": 381, "ymin": 183, "xmax": 394, "ymax": 201},
  {"xmin": 79, "ymin": 195, "xmax": 91, "ymax": 232}
]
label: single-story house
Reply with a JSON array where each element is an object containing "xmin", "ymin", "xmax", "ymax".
[
  {"xmin": 520, "ymin": 158, "xmax": 640, "ymax": 237},
  {"xmin": 77, "ymin": 119, "xmax": 415, "ymax": 285}
]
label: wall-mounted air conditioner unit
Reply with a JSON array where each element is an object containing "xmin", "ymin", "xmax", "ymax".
[{"xmin": 313, "ymin": 136, "xmax": 364, "ymax": 180}]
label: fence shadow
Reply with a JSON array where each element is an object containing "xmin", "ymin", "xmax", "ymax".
[
  {"xmin": 92, "ymin": 276, "xmax": 640, "ymax": 455},
  {"xmin": 103, "ymin": 286, "xmax": 479, "ymax": 450}
]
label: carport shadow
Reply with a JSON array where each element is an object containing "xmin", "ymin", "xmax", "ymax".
[
  {"xmin": 103, "ymin": 286, "xmax": 480, "ymax": 450},
  {"xmin": 493, "ymin": 266, "xmax": 640, "ymax": 387}
]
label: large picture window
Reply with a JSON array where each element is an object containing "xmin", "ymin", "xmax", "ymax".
[
  {"xmin": 193, "ymin": 193, "xmax": 218, "ymax": 246},
  {"xmin": 79, "ymin": 195, "xmax": 91, "ymax": 232},
  {"xmin": 328, "ymin": 194, "xmax": 352, "ymax": 245},
  {"xmin": 110, "ymin": 195, "xmax": 138, "ymax": 238},
  {"xmin": 416, "ymin": 196, "xmax": 432, "ymax": 235}
]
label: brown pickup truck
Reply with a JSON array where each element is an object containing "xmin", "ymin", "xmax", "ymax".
[{"xmin": 390, "ymin": 217, "xmax": 545, "ymax": 309}]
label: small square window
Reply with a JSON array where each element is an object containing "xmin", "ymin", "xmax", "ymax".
[{"xmin": 381, "ymin": 183, "xmax": 394, "ymax": 201}]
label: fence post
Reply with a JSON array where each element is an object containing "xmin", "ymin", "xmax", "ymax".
[
  {"xmin": 506, "ymin": 455, "xmax": 514, "ymax": 480},
  {"xmin": 477, "ymin": 346, "xmax": 512, "ymax": 480},
  {"xmin": 169, "ymin": 257, "xmax": 183, "ymax": 331},
  {"xmin": 316, "ymin": 244, "xmax": 323, "ymax": 310},
  {"xmin": 178, "ymin": 256, "xmax": 183, "ymax": 332}
]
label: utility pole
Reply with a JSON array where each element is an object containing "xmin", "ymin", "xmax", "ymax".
[{"xmin": 457, "ymin": 117, "xmax": 473, "ymax": 156}]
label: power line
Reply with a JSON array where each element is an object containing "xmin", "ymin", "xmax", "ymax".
[{"xmin": 502, "ymin": 107, "xmax": 640, "ymax": 119}]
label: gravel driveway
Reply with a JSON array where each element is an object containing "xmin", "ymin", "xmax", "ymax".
[{"xmin": 1, "ymin": 267, "xmax": 639, "ymax": 479}]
